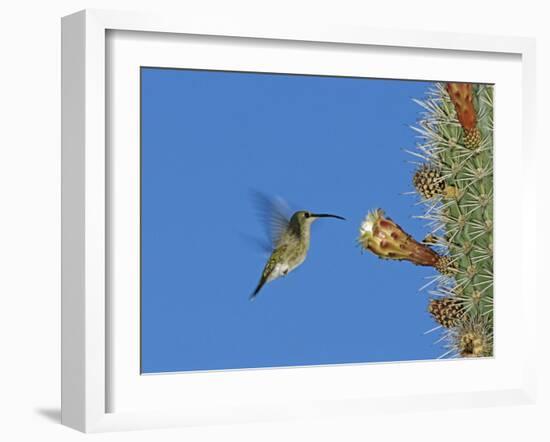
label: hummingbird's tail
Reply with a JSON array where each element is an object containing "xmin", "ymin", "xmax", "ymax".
[{"xmin": 250, "ymin": 276, "xmax": 267, "ymax": 301}]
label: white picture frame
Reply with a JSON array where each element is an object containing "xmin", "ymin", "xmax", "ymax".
[{"xmin": 61, "ymin": 9, "xmax": 537, "ymax": 433}]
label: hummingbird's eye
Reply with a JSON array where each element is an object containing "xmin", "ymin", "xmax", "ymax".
[{"xmin": 304, "ymin": 212, "xmax": 310, "ymax": 218}]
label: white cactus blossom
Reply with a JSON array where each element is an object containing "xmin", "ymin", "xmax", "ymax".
[{"xmin": 359, "ymin": 209, "xmax": 383, "ymax": 238}]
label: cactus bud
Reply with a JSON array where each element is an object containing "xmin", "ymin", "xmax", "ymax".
[
  {"xmin": 428, "ymin": 297, "xmax": 464, "ymax": 328},
  {"xmin": 446, "ymin": 82, "xmax": 481, "ymax": 150},
  {"xmin": 413, "ymin": 165, "xmax": 457, "ymax": 200}
]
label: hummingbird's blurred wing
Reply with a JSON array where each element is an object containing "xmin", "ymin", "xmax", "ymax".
[{"xmin": 251, "ymin": 191, "xmax": 291, "ymax": 249}]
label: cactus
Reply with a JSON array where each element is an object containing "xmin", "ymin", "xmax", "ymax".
[
  {"xmin": 411, "ymin": 82, "xmax": 493, "ymax": 357},
  {"xmin": 358, "ymin": 82, "xmax": 493, "ymax": 358}
]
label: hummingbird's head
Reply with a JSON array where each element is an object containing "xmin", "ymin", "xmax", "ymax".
[{"xmin": 293, "ymin": 210, "xmax": 346, "ymax": 225}]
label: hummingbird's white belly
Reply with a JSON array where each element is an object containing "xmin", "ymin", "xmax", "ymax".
[
  {"xmin": 267, "ymin": 255, "xmax": 306, "ymax": 283},
  {"xmin": 267, "ymin": 263, "xmax": 289, "ymax": 282}
]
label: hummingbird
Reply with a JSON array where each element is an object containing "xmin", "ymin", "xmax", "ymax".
[{"xmin": 250, "ymin": 194, "xmax": 345, "ymax": 300}]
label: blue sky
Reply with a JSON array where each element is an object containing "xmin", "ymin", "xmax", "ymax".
[{"xmin": 140, "ymin": 67, "xmax": 444, "ymax": 373}]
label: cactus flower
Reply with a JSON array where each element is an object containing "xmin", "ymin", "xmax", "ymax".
[{"xmin": 358, "ymin": 209, "xmax": 450, "ymax": 272}]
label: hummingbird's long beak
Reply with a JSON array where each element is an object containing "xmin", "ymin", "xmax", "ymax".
[{"xmin": 311, "ymin": 213, "xmax": 346, "ymax": 220}]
